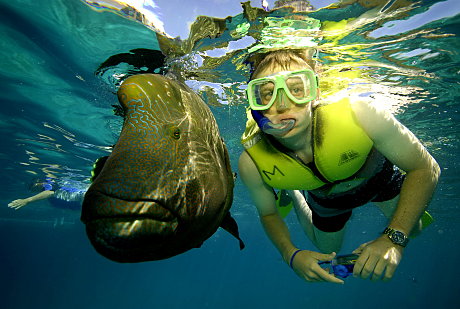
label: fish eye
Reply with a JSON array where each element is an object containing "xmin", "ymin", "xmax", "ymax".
[
  {"xmin": 164, "ymin": 124, "xmax": 182, "ymax": 140},
  {"xmin": 172, "ymin": 127, "xmax": 181, "ymax": 139}
]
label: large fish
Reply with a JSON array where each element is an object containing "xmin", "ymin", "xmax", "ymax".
[{"xmin": 81, "ymin": 73, "xmax": 243, "ymax": 262}]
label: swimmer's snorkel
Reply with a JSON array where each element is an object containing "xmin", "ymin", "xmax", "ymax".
[{"xmin": 251, "ymin": 108, "xmax": 296, "ymax": 136}]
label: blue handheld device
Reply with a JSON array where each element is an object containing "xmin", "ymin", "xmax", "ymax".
[{"xmin": 319, "ymin": 254, "xmax": 359, "ymax": 278}]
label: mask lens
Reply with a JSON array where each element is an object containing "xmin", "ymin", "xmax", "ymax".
[
  {"xmin": 250, "ymin": 80, "xmax": 275, "ymax": 109},
  {"xmin": 285, "ymin": 73, "xmax": 311, "ymax": 102}
]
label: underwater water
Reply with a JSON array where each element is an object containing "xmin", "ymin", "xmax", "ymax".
[{"xmin": 1, "ymin": 0, "xmax": 460, "ymax": 308}]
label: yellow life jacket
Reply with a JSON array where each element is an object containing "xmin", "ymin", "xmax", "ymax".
[{"xmin": 241, "ymin": 98, "xmax": 373, "ymax": 190}]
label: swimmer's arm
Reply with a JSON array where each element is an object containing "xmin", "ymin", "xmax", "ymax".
[
  {"xmin": 238, "ymin": 152, "xmax": 295, "ymax": 262},
  {"xmin": 353, "ymin": 101, "xmax": 440, "ymax": 235},
  {"xmin": 30, "ymin": 190, "xmax": 55, "ymax": 201},
  {"xmin": 238, "ymin": 152, "xmax": 342, "ymax": 284},
  {"xmin": 8, "ymin": 191, "xmax": 54, "ymax": 209},
  {"xmin": 351, "ymin": 101, "xmax": 440, "ymax": 281}
]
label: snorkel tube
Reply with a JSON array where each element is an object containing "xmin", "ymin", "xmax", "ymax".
[{"xmin": 251, "ymin": 109, "xmax": 296, "ymax": 136}]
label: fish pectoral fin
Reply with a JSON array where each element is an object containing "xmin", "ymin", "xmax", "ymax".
[
  {"xmin": 220, "ymin": 212, "xmax": 245, "ymax": 250},
  {"xmin": 91, "ymin": 156, "xmax": 110, "ymax": 182}
]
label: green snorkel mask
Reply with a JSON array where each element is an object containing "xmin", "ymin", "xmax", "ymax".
[
  {"xmin": 247, "ymin": 69, "xmax": 318, "ymax": 136},
  {"xmin": 247, "ymin": 69, "xmax": 318, "ymax": 110}
]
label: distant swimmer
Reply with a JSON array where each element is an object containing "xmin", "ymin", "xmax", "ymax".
[
  {"xmin": 8, "ymin": 178, "xmax": 87, "ymax": 210},
  {"xmin": 81, "ymin": 73, "xmax": 244, "ymax": 263}
]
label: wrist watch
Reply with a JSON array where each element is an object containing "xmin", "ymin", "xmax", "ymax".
[{"xmin": 382, "ymin": 227, "xmax": 409, "ymax": 247}]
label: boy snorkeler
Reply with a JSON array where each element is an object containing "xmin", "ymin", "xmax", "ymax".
[{"xmin": 238, "ymin": 49, "xmax": 440, "ymax": 284}]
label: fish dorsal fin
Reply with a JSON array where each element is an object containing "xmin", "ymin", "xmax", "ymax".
[{"xmin": 220, "ymin": 212, "xmax": 245, "ymax": 250}]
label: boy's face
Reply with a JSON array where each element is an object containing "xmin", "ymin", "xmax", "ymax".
[{"xmin": 253, "ymin": 61, "xmax": 317, "ymax": 139}]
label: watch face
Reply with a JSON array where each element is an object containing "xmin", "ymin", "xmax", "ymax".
[{"xmin": 391, "ymin": 231, "xmax": 405, "ymax": 244}]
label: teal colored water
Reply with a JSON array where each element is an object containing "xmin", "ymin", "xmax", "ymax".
[{"xmin": 1, "ymin": 0, "xmax": 459, "ymax": 308}]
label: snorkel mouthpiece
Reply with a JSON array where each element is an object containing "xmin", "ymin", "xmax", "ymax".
[{"xmin": 251, "ymin": 110, "xmax": 295, "ymax": 136}]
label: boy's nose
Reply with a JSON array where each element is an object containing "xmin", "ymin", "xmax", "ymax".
[{"xmin": 274, "ymin": 89, "xmax": 292, "ymax": 111}]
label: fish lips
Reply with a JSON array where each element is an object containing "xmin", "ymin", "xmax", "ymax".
[
  {"xmin": 82, "ymin": 189, "xmax": 178, "ymax": 224},
  {"xmin": 82, "ymin": 190, "xmax": 185, "ymax": 262}
]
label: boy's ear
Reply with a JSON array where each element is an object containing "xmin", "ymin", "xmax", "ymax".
[{"xmin": 312, "ymin": 88, "xmax": 321, "ymax": 108}]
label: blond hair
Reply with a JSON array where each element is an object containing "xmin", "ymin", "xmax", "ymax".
[{"xmin": 249, "ymin": 49, "xmax": 317, "ymax": 79}]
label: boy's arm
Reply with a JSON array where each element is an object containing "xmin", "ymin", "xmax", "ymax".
[
  {"xmin": 351, "ymin": 101, "xmax": 440, "ymax": 280},
  {"xmin": 238, "ymin": 151, "xmax": 342, "ymax": 284}
]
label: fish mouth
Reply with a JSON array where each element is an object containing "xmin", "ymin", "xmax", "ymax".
[
  {"xmin": 86, "ymin": 215, "xmax": 179, "ymax": 236},
  {"xmin": 82, "ymin": 190, "xmax": 180, "ymax": 239},
  {"xmin": 82, "ymin": 190, "xmax": 183, "ymax": 262},
  {"xmin": 82, "ymin": 190, "xmax": 178, "ymax": 222}
]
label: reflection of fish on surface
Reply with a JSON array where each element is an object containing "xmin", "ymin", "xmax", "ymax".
[{"xmin": 81, "ymin": 73, "xmax": 244, "ymax": 263}]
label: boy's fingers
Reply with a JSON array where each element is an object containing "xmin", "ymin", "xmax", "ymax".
[{"xmin": 315, "ymin": 265, "xmax": 344, "ymax": 284}]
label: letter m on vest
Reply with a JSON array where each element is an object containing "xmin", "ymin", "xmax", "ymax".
[{"xmin": 262, "ymin": 165, "xmax": 285, "ymax": 181}]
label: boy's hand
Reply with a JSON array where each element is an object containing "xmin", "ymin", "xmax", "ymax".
[
  {"xmin": 352, "ymin": 236, "xmax": 404, "ymax": 281},
  {"xmin": 291, "ymin": 250, "xmax": 344, "ymax": 284}
]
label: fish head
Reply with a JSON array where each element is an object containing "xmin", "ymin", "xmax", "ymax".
[{"xmin": 81, "ymin": 74, "xmax": 233, "ymax": 262}]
